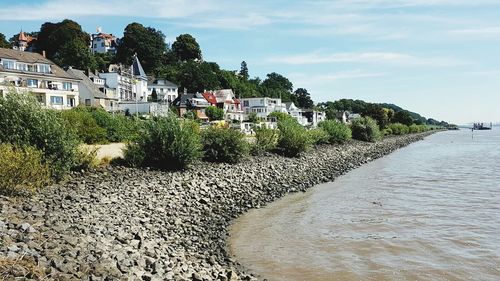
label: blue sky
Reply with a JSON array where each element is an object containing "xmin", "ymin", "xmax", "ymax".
[{"xmin": 1, "ymin": 0, "xmax": 499, "ymax": 124}]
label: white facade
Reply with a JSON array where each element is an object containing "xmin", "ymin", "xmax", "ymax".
[
  {"xmin": 241, "ymin": 97, "xmax": 288, "ymax": 118},
  {"xmin": 148, "ymin": 79, "xmax": 178, "ymax": 102},
  {"xmin": 285, "ymin": 102, "xmax": 309, "ymax": 126},
  {"xmin": 0, "ymin": 48, "xmax": 79, "ymax": 110},
  {"xmin": 91, "ymin": 32, "xmax": 119, "ymax": 54}
]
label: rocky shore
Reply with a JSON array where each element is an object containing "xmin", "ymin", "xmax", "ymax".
[{"xmin": 1, "ymin": 132, "xmax": 434, "ymax": 280}]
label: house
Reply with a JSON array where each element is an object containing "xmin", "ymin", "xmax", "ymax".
[
  {"xmin": 285, "ymin": 102, "xmax": 309, "ymax": 126},
  {"xmin": 87, "ymin": 71, "xmax": 118, "ymax": 110},
  {"xmin": 240, "ymin": 97, "xmax": 287, "ymax": 118},
  {"xmin": 147, "ymin": 78, "xmax": 178, "ymax": 102},
  {"xmin": 203, "ymin": 89, "xmax": 244, "ymax": 121},
  {"xmin": 90, "ymin": 29, "xmax": 120, "ymax": 54},
  {"xmin": 172, "ymin": 92, "xmax": 209, "ymax": 120},
  {"xmin": 12, "ymin": 31, "xmax": 36, "ymax": 52},
  {"xmin": 0, "ymin": 47, "xmax": 80, "ymax": 110},
  {"xmin": 131, "ymin": 54, "xmax": 148, "ymax": 101},
  {"xmin": 98, "ymin": 64, "xmax": 133, "ymax": 101},
  {"xmin": 303, "ymin": 109, "xmax": 327, "ymax": 127},
  {"xmin": 66, "ymin": 67, "xmax": 118, "ymax": 110}
]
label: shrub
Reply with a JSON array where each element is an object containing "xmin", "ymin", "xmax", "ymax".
[
  {"xmin": 73, "ymin": 146, "xmax": 99, "ymax": 170},
  {"xmin": 124, "ymin": 116, "xmax": 202, "ymax": 170},
  {"xmin": 318, "ymin": 120, "xmax": 352, "ymax": 144},
  {"xmin": 308, "ymin": 128, "xmax": 330, "ymax": 145},
  {"xmin": 388, "ymin": 123, "xmax": 410, "ymax": 135},
  {"xmin": 0, "ymin": 144, "xmax": 51, "ymax": 196},
  {"xmin": 351, "ymin": 117, "xmax": 382, "ymax": 142},
  {"xmin": 268, "ymin": 111, "xmax": 295, "ymax": 122},
  {"xmin": 382, "ymin": 128, "xmax": 393, "ymax": 136},
  {"xmin": 61, "ymin": 109, "xmax": 107, "ymax": 144},
  {"xmin": 409, "ymin": 124, "xmax": 428, "ymax": 133},
  {"xmin": 202, "ymin": 126, "xmax": 248, "ymax": 163},
  {"xmin": 277, "ymin": 119, "xmax": 312, "ymax": 157},
  {"xmin": 252, "ymin": 126, "xmax": 279, "ymax": 155},
  {"xmin": 205, "ymin": 106, "xmax": 224, "ymax": 121},
  {"xmin": 0, "ymin": 92, "xmax": 79, "ymax": 180}
]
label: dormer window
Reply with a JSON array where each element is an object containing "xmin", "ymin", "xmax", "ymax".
[
  {"xmin": 2, "ymin": 59, "xmax": 15, "ymax": 70},
  {"xmin": 38, "ymin": 64, "xmax": 51, "ymax": 73}
]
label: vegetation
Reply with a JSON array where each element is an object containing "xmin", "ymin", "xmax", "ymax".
[
  {"xmin": 307, "ymin": 128, "xmax": 330, "ymax": 145},
  {"xmin": 124, "ymin": 116, "xmax": 202, "ymax": 170},
  {"xmin": 61, "ymin": 109, "xmax": 107, "ymax": 144},
  {"xmin": 277, "ymin": 119, "xmax": 312, "ymax": 157},
  {"xmin": 252, "ymin": 126, "xmax": 279, "ymax": 155},
  {"xmin": 0, "ymin": 144, "xmax": 51, "ymax": 196},
  {"xmin": 268, "ymin": 111, "xmax": 294, "ymax": 122},
  {"xmin": 318, "ymin": 120, "xmax": 352, "ymax": 144},
  {"xmin": 0, "ymin": 32, "xmax": 10, "ymax": 48},
  {"xmin": 387, "ymin": 123, "xmax": 410, "ymax": 135},
  {"xmin": 205, "ymin": 106, "xmax": 224, "ymax": 121},
  {"xmin": 350, "ymin": 117, "xmax": 382, "ymax": 142},
  {"xmin": 172, "ymin": 34, "xmax": 202, "ymax": 62},
  {"xmin": 202, "ymin": 126, "xmax": 248, "ymax": 163},
  {"xmin": 0, "ymin": 92, "xmax": 79, "ymax": 180},
  {"xmin": 293, "ymin": 88, "xmax": 314, "ymax": 109}
]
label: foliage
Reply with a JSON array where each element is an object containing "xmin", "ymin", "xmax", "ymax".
[
  {"xmin": 172, "ymin": 34, "xmax": 202, "ymax": 62},
  {"xmin": 124, "ymin": 116, "xmax": 202, "ymax": 170},
  {"xmin": 206, "ymin": 106, "xmax": 224, "ymax": 121},
  {"xmin": 252, "ymin": 126, "xmax": 279, "ymax": 155},
  {"xmin": 292, "ymin": 88, "xmax": 314, "ymax": 109},
  {"xmin": 173, "ymin": 61, "xmax": 222, "ymax": 93},
  {"xmin": 382, "ymin": 128, "xmax": 393, "ymax": 136},
  {"xmin": 318, "ymin": 120, "xmax": 352, "ymax": 144},
  {"xmin": 409, "ymin": 124, "xmax": 428, "ymax": 133},
  {"xmin": 116, "ymin": 22, "xmax": 167, "ymax": 73},
  {"xmin": 393, "ymin": 110, "xmax": 414, "ymax": 126},
  {"xmin": 268, "ymin": 111, "xmax": 294, "ymax": 122},
  {"xmin": 350, "ymin": 117, "xmax": 382, "ymax": 142},
  {"xmin": 0, "ymin": 91, "xmax": 79, "ymax": 180},
  {"xmin": 53, "ymin": 39, "xmax": 97, "ymax": 69},
  {"xmin": 94, "ymin": 52, "xmax": 115, "ymax": 72},
  {"xmin": 239, "ymin": 61, "xmax": 249, "ymax": 80},
  {"xmin": 0, "ymin": 32, "xmax": 10, "ymax": 48},
  {"xmin": 277, "ymin": 119, "xmax": 312, "ymax": 157},
  {"xmin": 363, "ymin": 104, "xmax": 389, "ymax": 129},
  {"xmin": 0, "ymin": 144, "xmax": 51, "ymax": 196},
  {"xmin": 73, "ymin": 146, "xmax": 99, "ymax": 170},
  {"xmin": 308, "ymin": 128, "xmax": 330, "ymax": 145},
  {"xmin": 247, "ymin": 112, "xmax": 258, "ymax": 123},
  {"xmin": 388, "ymin": 123, "xmax": 410, "ymax": 135},
  {"xmin": 260, "ymin": 72, "xmax": 295, "ymax": 102},
  {"xmin": 201, "ymin": 126, "xmax": 248, "ymax": 163},
  {"xmin": 60, "ymin": 109, "xmax": 107, "ymax": 144}
]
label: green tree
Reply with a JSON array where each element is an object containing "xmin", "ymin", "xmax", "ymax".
[
  {"xmin": 363, "ymin": 104, "xmax": 389, "ymax": 129},
  {"xmin": 205, "ymin": 106, "xmax": 224, "ymax": 121},
  {"xmin": 116, "ymin": 22, "xmax": 167, "ymax": 73},
  {"xmin": 94, "ymin": 52, "xmax": 115, "ymax": 72},
  {"xmin": 260, "ymin": 72, "xmax": 294, "ymax": 102},
  {"xmin": 393, "ymin": 110, "xmax": 414, "ymax": 126},
  {"xmin": 292, "ymin": 88, "xmax": 314, "ymax": 109},
  {"xmin": 239, "ymin": 61, "xmax": 249, "ymax": 80},
  {"xmin": 53, "ymin": 39, "xmax": 97, "ymax": 70},
  {"xmin": 172, "ymin": 34, "xmax": 202, "ymax": 62},
  {"xmin": 175, "ymin": 61, "xmax": 221, "ymax": 92},
  {"xmin": 36, "ymin": 20, "xmax": 90, "ymax": 61},
  {"xmin": 0, "ymin": 33, "xmax": 10, "ymax": 48}
]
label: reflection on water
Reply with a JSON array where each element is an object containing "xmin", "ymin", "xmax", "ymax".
[{"xmin": 229, "ymin": 129, "xmax": 500, "ymax": 281}]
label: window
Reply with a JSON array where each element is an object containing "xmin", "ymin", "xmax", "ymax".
[
  {"xmin": 2, "ymin": 60, "xmax": 15, "ymax": 69},
  {"xmin": 101, "ymin": 42, "xmax": 105, "ymax": 47},
  {"xmin": 63, "ymin": 82, "xmax": 72, "ymax": 91},
  {"xmin": 50, "ymin": 96, "xmax": 63, "ymax": 105},
  {"xmin": 17, "ymin": 63, "xmax": 27, "ymax": 71},
  {"xmin": 260, "ymin": 99, "xmax": 264, "ymax": 104},
  {"xmin": 67, "ymin": 98, "xmax": 75, "ymax": 107},
  {"xmin": 27, "ymin": 79, "xmax": 38, "ymax": 87},
  {"xmin": 38, "ymin": 64, "xmax": 50, "ymax": 73},
  {"xmin": 243, "ymin": 101, "xmax": 249, "ymax": 107},
  {"xmin": 27, "ymin": 64, "xmax": 36, "ymax": 72}
]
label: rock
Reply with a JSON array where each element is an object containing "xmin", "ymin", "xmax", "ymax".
[{"xmin": 19, "ymin": 223, "xmax": 36, "ymax": 233}]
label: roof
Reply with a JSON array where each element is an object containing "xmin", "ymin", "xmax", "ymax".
[
  {"xmin": 66, "ymin": 68, "xmax": 107, "ymax": 99},
  {"xmin": 148, "ymin": 78, "xmax": 178, "ymax": 88},
  {"xmin": 202, "ymin": 92, "xmax": 218, "ymax": 105},
  {"xmin": 18, "ymin": 31, "xmax": 28, "ymax": 42},
  {"xmin": 95, "ymin": 33, "xmax": 115, "ymax": 39},
  {"xmin": 132, "ymin": 54, "xmax": 147, "ymax": 79},
  {"xmin": 173, "ymin": 93, "xmax": 209, "ymax": 108},
  {"xmin": 0, "ymin": 48, "xmax": 78, "ymax": 80}
]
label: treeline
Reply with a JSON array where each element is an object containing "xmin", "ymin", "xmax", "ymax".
[{"xmin": 0, "ymin": 20, "xmax": 314, "ymax": 108}]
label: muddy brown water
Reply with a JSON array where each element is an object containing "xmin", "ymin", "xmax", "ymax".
[{"xmin": 229, "ymin": 129, "xmax": 500, "ymax": 281}]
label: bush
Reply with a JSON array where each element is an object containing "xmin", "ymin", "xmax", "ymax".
[
  {"xmin": 202, "ymin": 126, "xmax": 248, "ymax": 163},
  {"xmin": 0, "ymin": 144, "xmax": 51, "ymax": 196},
  {"xmin": 308, "ymin": 128, "xmax": 330, "ymax": 145},
  {"xmin": 277, "ymin": 119, "xmax": 312, "ymax": 157},
  {"xmin": 382, "ymin": 128, "xmax": 393, "ymax": 136},
  {"xmin": 205, "ymin": 106, "xmax": 224, "ymax": 121},
  {"xmin": 73, "ymin": 146, "xmax": 99, "ymax": 170},
  {"xmin": 351, "ymin": 117, "xmax": 382, "ymax": 142},
  {"xmin": 0, "ymin": 92, "xmax": 79, "ymax": 180},
  {"xmin": 61, "ymin": 109, "xmax": 107, "ymax": 144},
  {"xmin": 388, "ymin": 123, "xmax": 410, "ymax": 135},
  {"xmin": 124, "ymin": 116, "xmax": 202, "ymax": 170},
  {"xmin": 252, "ymin": 126, "xmax": 279, "ymax": 155},
  {"xmin": 268, "ymin": 111, "xmax": 295, "ymax": 122},
  {"xmin": 409, "ymin": 124, "xmax": 428, "ymax": 133},
  {"xmin": 318, "ymin": 120, "xmax": 352, "ymax": 144}
]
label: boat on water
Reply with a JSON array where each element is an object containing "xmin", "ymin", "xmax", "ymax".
[{"xmin": 472, "ymin": 122, "xmax": 492, "ymax": 130}]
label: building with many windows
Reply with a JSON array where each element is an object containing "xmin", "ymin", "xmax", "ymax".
[
  {"xmin": 147, "ymin": 78, "xmax": 178, "ymax": 102},
  {"xmin": 90, "ymin": 28, "xmax": 120, "ymax": 54},
  {"xmin": 240, "ymin": 97, "xmax": 288, "ymax": 118},
  {"xmin": 0, "ymin": 47, "xmax": 80, "ymax": 109}
]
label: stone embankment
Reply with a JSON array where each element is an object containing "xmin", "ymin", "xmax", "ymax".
[{"xmin": 0, "ymin": 132, "xmax": 434, "ymax": 280}]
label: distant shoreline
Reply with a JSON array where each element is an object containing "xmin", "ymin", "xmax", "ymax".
[{"xmin": 0, "ymin": 132, "xmax": 436, "ymax": 280}]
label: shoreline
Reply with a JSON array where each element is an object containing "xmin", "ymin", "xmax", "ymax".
[{"xmin": 0, "ymin": 132, "xmax": 436, "ymax": 280}]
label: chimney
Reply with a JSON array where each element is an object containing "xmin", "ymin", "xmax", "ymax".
[
  {"xmin": 42, "ymin": 50, "xmax": 46, "ymax": 58},
  {"xmin": 183, "ymin": 88, "xmax": 187, "ymax": 95},
  {"xmin": 86, "ymin": 68, "xmax": 91, "ymax": 77}
]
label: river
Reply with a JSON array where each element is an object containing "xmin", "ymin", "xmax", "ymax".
[{"xmin": 228, "ymin": 129, "xmax": 500, "ymax": 281}]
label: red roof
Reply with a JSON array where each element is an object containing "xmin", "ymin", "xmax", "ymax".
[{"xmin": 202, "ymin": 92, "xmax": 218, "ymax": 105}]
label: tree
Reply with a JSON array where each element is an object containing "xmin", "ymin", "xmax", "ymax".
[
  {"xmin": 116, "ymin": 22, "xmax": 167, "ymax": 73},
  {"xmin": 393, "ymin": 110, "xmax": 414, "ymax": 126},
  {"xmin": 260, "ymin": 72, "xmax": 294, "ymax": 101},
  {"xmin": 0, "ymin": 33, "xmax": 10, "ymax": 48},
  {"xmin": 363, "ymin": 104, "xmax": 389, "ymax": 129},
  {"xmin": 172, "ymin": 34, "xmax": 202, "ymax": 62},
  {"xmin": 36, "ymin": 20, "xmax": 90, "ymax": 59},
  {"xmin": 239, "ymin": 61, "xmax": 249, "ymax": 80},
  {"xmin": 94, "ymin": 52, "xmax": 115, "ymax": 73},
  {"xmin": 175, "ymin": 61, "xmax": 221, "ymax": 93},
  {"xmin": 292, "ymin": 88, "xmax": 314, "ymax": 109},
  {"xmin": 151, "ymin": 88, "xmax": 158, "ymax": 102},
  {"xmin": 53, "ymin": 39, "xmax": 97, "ymax": 70},
  {"xmin": 205, "ymin": 106, "xmax": 224, "ymax": 121}
]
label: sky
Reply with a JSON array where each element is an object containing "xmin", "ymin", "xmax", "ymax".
[{"xmin": 1, "ymin": 0, "xmax": 499, "ymax": 124}]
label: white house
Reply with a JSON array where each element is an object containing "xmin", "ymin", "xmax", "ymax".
[
  {"xmin": 90, "ymin": 29, "xmax": 120, "ymax": 54},
  {"xmin": 147, "ymin": 78, "xmax": 178, "ymax": 102},
  {"xmin": 303, "ymin": 109, "xmax": 327, "ymax": 127},
  {"xmin": 66, "ymin": 67, "xmax": 118, "ymax": 110},
  {"xmin": 212, "ymin": 89, "xmax": 244, "ymax": 121},
  {"xmin": 131, "ymin": 54, "xmax": 148, "ymax": 102},
  {"xmin": 240, "ymin": 97, "xmax": 288, "ymax": 118},
  {"xmin": 0, "ymin": 47, "xmax": 80, "ymax": 110},
  {"xmin": 284, "ymin": 102, "xmax": 309, "ymax": 126},
  {"xmin": 98, "ymin": 64, "xmax": 134, "ymax": 101}
]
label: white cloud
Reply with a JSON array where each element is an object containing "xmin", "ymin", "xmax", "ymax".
[
  {"xmin": 451, "ymin": 27, "xmax": 500, "ymax": 38},
  {"xmin": 267, "ymin": 51, "xmax": 468, "ymax": 67},
  {"xmin": 182, "ymin": 13, "xmax": 272, "ymax": 30}
]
